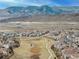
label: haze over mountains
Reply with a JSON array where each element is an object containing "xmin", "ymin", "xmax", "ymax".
[{"xmin": 0, "ymin": 5, "xmax": 79, "ymax": 22}]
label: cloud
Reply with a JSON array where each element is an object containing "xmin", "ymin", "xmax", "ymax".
[
  {"xmin": 0, "ymin": 0, "xmax": 16, "ymax": 3},
  {"xmin": 0, "ymin": 0, "xmax": 79, "ymax": 9},
  {"xmin": 0, "ymin": 0, "xmax": 61, "ymax": 6}
]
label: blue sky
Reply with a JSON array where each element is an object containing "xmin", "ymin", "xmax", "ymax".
[{"xmin": 0, "ymin": 0, "xmax": 79, "ymax": 9}]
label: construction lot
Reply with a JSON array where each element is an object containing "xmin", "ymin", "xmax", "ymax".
[{"xmin": 10, "ymin": 37, "xmax": 57, "ymax": 59}]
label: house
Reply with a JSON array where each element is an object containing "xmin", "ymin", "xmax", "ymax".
[{"xmin": 62, "ymin": 47, "xmax": 79, "ymax": 59}]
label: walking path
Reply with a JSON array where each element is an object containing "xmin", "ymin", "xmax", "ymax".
[{"xmin": 44, "ymin": 37, "xmax": 58, "ymax": 59}]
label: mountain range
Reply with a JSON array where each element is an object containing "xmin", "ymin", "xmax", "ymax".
[
  {"xmin": 0, "ymin": 5, "xmax": 79, "ymax": 22},
  {"xmin": 6, "ymin": 5, "xmax": 79, "ymax": 15}
]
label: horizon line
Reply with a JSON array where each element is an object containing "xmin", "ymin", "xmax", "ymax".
[{"xmin": 0, "ymin": 5, "xmax": 79, "ymax": 9}]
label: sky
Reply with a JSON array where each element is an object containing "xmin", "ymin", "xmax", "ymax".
[{"xmin": 0, "ymin": 0, "xmax": 79, "ymax": 9}]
